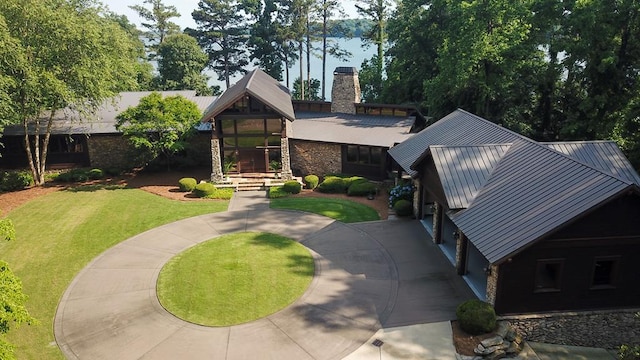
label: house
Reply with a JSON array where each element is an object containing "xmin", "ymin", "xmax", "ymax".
[
  {"xmin": 0, "ymin": 91, "xmax": 217, "ymax": 170},
  {"xmin": 388, "ymin": 109, "xmax": 640, "ymax": 315}
]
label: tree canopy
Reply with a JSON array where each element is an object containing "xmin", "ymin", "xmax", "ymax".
[
  {"xmin": 157, "ymin": 34, "xmax": 211, "ymax": 95},
  {"xmin": 129, "ymin": 0, "xmax": 181, "ymax": 58}
]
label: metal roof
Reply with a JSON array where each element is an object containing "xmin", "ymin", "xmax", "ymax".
[
  {"xmin": 451, "ymin": 140, "xmax": 634, "ymax": 264},
  {"xmin": 543, "ymin": 141, "xmax": 640, "ymax": 185},
  {"xmin": 389, "ymin": 109, "xmax": 522, "ymax": 177},
  {"xmin": 3, "ymin": 91, "xmax": 217, "ymax": 136},
  {"xmin": 430, "ymin": 144, "xmax": 512, "ymax": 209},
  {"xmin": 291, "ymin": 112, "xmax": 415, "ymax": 147},
  {"xmin": 200, "ymin": 68, "xmax": 295, "ymax": 122}
]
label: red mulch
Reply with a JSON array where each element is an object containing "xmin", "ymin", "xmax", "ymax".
[{"xmin": 451, "ymin": 320, "xmax": 498, "ymax": 356}]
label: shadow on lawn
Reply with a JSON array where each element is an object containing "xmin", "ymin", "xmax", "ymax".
[{"xmin": 249, "ymin": 232, "xmax": 315, "ymax": 277}]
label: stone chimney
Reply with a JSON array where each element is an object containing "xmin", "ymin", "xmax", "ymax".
[{"xmin": 331, "ymin": 67, "xmax": 361, "ymax": 114}]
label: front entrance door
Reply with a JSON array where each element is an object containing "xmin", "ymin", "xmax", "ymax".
[{"xmin": 237, "ymin": 149, "xmax": 267, "ymax": 173}]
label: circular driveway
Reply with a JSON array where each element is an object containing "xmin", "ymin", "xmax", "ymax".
[{"xmin": 54, "ymin": 209, "xmax": 399, "ymax": 360}]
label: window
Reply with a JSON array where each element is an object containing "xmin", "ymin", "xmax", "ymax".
[
  {"xmin": 534, "ymin": 259, "xmax": 564, "ymax": 293},
  {"xmin": 591, "ymin": 256, "xmax": 619, "ymax": 289},
  {"xmin": 344, "ymin": 145, "xmax": 384, "ymax": 166}
]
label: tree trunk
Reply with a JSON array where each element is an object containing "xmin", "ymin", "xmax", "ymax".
[
  {"xmin": 322, "ymin": 0, "xmax": 328, "ymax": 100},
  {"xmin": 306, "ymin": 15, "xmax": 311, "ymax": 99},
  {"xmin": 299, "ymin": 41, "xmax": 304, "ymax": 100}
]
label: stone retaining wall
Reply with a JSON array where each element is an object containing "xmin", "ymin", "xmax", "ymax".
[
  {"xmin": 289, "ymin": 140, "xmax": 341, "ymax": 177},
  {"xmin": 500, "ymin": 308, "xmax": 640, "ymax": 349}
]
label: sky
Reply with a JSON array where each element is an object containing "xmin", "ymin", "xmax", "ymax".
[{"xmin": 105, "ymin": 0, "xmax": 360, "ymax": 30}]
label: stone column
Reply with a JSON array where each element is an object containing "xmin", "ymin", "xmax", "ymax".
[
  {"xmin": 485, "ymin": 264, "xmax": 499, "ymax": 306},
  {"xmin": 433, "ymin": 202, "xmax": 443, "ymax": 244},
  {"xmin": 210, "ymin": 138, "xmax": 223, "ymax": 182},
  {"xmin": 455, "ymin": 232, "xmax": 468, "ymax": 275},
  {"xmin": 280, "ymin": 137, "xmax": 292, "ymax": 180},
  {"xmin": 413, "ymin": 180, "xmax": 421, "ymax": 218}
]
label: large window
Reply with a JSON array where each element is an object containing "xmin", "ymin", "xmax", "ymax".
[
  {"xmin": 345, "ymin": 145, "xmax": 383, "ymax": 166},
  {"xmin": 591, "ymin": 256, "xmax": 619, "ymax": 289},
  {"xmin": 534, "ymin": 259, "xmax": 564, "ymax": 293}
]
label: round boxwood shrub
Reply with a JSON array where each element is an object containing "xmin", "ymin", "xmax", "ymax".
[
  {"xmin": 282, "ymin": 180, "xmax": 302, "ymax": 194},
  {"xmin": 393, "ymin": 199, "xmax": 413, "ymax": 217},
  {"xmin": 193, "ymin": 182, "xmax": 217, "ymax": 198},
  {"xmin": 347, "ymin": 181, "xmax": 377, "ymax": 196},
  {"xmin": 303, "ymin": 174, "xmax": 319, "ymax": 189},
  {"xmin": 317, "ymin": 176, "xmax": 348, "ymax": 193},
  {"xmin": 178, "ymin": 177, "xmax": 197, "ymax": 192},
  {"xmin": 456, "ymin": 299, "xmax": 497, "ymax": 335},
  {"xmin": 88, "ymin": 168, "xmax": 104, "ymax": 180}
]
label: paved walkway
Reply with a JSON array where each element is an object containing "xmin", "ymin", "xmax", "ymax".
[{"xmin": 54, "ymin": 191, "xmax": 475, "ymax": 359}]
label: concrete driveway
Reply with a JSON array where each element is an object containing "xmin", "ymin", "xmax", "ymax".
[{"xmin": 54, "ymin": 200, "xmax": 475, "ymax": 359}]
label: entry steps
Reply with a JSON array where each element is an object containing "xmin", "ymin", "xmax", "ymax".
[{"xmin": 215, "ymin": 174, "xmax": 303, "ymax": 191}]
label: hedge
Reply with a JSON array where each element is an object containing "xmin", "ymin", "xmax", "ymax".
[
  {"xmin": 393, "ymin": 199, "xmax": 413, "ymax": 217},
  {"xmin": 456, "ymin": 299, "xmax": 497, "ymax": 335},
  {"xmin": 178, "ymin": 178, "xmax": 197, "ymax": 192},
  {"xmin": 303, "ymin": 175, "xmax": 319, "ymax": 189},
  {"xmin": 193, "ymin": 182, "xmax": 217, "ymax": 198},
  {"xmin": 282, "ymin": 180, "xmax": 302, "ymax": 194},
  {"xmin": 347, "ymin": 181, "xmax": 377, "ymax": 196},
  {"xmin": 317, "ymin": 176, "xmax": 348, "ymax": 193}
]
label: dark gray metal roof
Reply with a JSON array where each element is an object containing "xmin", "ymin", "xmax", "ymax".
[
  {"xmin": 430, "ymin": 144, "xmax": 512, "ymax": 209},
  {"xmin": 200, "ymin": 68, "xmax": 295, "ymax": 122},
  {"xmin": 543, "ymin": 141, "xmax": 640, "ymax": 185},
  {"xmin": 451, "ymin": 140, "xmax": 634, "ymax": 264},
  {"xmin": 389, "ymin": 109, "xmax": 522, "ymax": 177},
  {"xmin": 291, "ymin": 112, "xmax": 414, "ymax": 147},
  {"xmin": 3, "ymin": 91, "xmax": 217, "ymax": 136}
]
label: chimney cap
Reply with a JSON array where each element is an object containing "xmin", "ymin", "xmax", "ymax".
[{"xmin": 334, "ymin": 67, "xmax": 358, "ymax": 75}]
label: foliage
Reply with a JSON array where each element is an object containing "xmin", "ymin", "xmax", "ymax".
[
  {"xmin": 388, "ymin": 183, "xmax": 414, "ymax": 207},
  {"xmin": 0, "ymin": 219, "xmax": 15, "ymax": 242},
  {"xmin": 116, "ymin": 92, "xmax": 201, "ymax": 170},
  {"xmin": 129, "ymin": 0, "xmax": 181, "ymax": 58},
  {"xmin": 54, "ymin": 169, "xmax": 95, "ymax": 183},
  {"xmin": 0, "ymin": 260, "xmax": 38, "ymax": 360},
  {"xmin": 292, "ymin": 77, "xmax": 321, "ymax": 100},
  {"xmin": 269, "ymin": 160, "xmax": 281, "ymax": 171},
  {"xmin": 0, "ymin": 171, "xmax": 33, "ymax": 192},
  {"xmin": 393, "ymin": 199, "xmax": 413, "ymax": 217},
  {"xmin": 282, "ymin": 180, "xmax": 302, "ymax": 194},
  {"xmin": 88, "ymin": 169, "xmax": 104, "ymax": 180},
  {"xmin": 359, "ymin": 55, "xmax": 384, "ymax": 102},
  {"xmin": 1, "ymin": 189, "xmax": 225, "ymax": 358},
  {"xmin": 242, "ymin": 0, "xmax": 286, "ymax": 80},
  {"xmin": 316, "ymin": 176, "xmax": 348, "ymax": 193},
  {"xmin": 156, "ymin": 34, "xmax": 211, "ymax": 95},
  {"xmin": 0, "ymin": 0, "xmax": 140, "ymax": 185},
  {"xmin": 347, "ymin": 181, "xmax": 378, "ymax": 196},
  {"xmin": 356, "ymin": 0, "xmax": 390, "ymax": 100},
  {"xmin": 268, "ymin": 186, "xmax": 291, "ymax": 198},
  {"xmin": 456, "ymin": 299, "xmax": 497, "ymax": 336},
  {"xmin": 206, "ymin": 187, "xmax": 234, "ymax": 200},
  {"xmin": 303, "ymin": 174, "xmax": 319, "ymax": 189},
  {"xmin": 178, "ymin": 178, "xmax": 197, "ymax": 192},
  {"xmin": 270, "ymin": 197, "xmax": 379, "ymax": 223},
  {"xmin": 192, "ymin": 182, "xmax": 217, "ymax": 198},
  {"xmin": 618, "ymin": 312, "xmax": 640, "ymax": 360},
  {"xmin": 156, "ymin": 232, "xmax": 313, "ymax": 326}
]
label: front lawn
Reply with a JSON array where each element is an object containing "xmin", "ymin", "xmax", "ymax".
[
  {"xmin": 270, "ymin": 197, "xmax": 379, "ymax": 223},
  {"xmin": 0, "ymin": 188, "xmax": 227, "ymax": 359},
  {"xmin": 157, "ymin": 232, "xmax": 314, "ymax": 326}
]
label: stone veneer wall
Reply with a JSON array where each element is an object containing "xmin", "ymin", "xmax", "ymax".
[
  {"xmin": 88, "ymin": 135, "xmax": 139, "ymax": 169},
  {"xmin": 289, "ymin": 140, "xmax": 341, "ymax": 176},
  {"xmin": 500, "ymin": 308, "xmax": 640, "ymax": 349},
  {"xmin": 485, "ymin": 264, "xmax": 499, "ymax": 305},
  {"xmin": 280, "ymin": 137, "xmax": 292, "ymax": 179},
  {"xmin": 331, "ymin": 72, "xmax": 360, "ymax": 114}
]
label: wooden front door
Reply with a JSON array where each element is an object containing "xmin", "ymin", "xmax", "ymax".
[{"xmin": 237, "ymin": 149, "xmax": 267, "ymax": 173}]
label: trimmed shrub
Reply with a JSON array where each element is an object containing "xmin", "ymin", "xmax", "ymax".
[
  {"xmin": 54, "ymin": 168, "xmax": 90, "ymax": 183},
  {"xmin": 268, "ymin": 186, "xmax": 290, "ymax": 198},
  {"xmin": 347, "ymin": 181, "xmax": 377, "ymax": 196},
  {"xmin": 282, "ymin": 180, "xmax": 302, "ymax": 194},
  {"xmin": 317, "ymin": 176, "xmax": 348, "ymax": 193},
  {"xmin": 303, "ymin": 174, "xmax": 319, "ymax": 189},
  {"xmin": 88, "ymin": 168, "xmax": 104, "ymax": 180},
  {"xmin": 192, "ymin": 182, "xmax": 217, "ymax": 198},
  {"xmin": 388, "ymin": 183, "xmax": 415, "ymax": 207},
  {"xmin": 178, "ymin": 177, "xmax": 197, "ymax": 192},
  {"xmin": 207, "ymin": 187, "xmax": 234, "ymax": 200},
  {"xmin": 456, "ymin": 299, "xmax": 497, "ymax": 335},
  {"xmin": 344, "ymin": 176, "xmax": 367, "ymax": 187},
  {"xmin": 393, "ymin": 199, "xmax": 413, "ymax": 216},
  {"xmin": 0, "ymin": 218, "xmax": 16, "ymax": 242},
  {"xmin": 0, "ymin": 171, "xmax": 33, "ymax": 192}
]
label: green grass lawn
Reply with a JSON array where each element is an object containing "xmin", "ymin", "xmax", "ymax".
[
  {"xmin": 157, "ymin": 232, "xmax": 314, "ymax": 326},
  {"xmin": 270, "ymin": 197, "xmax": 380, "ymax": 223},
  {"xmin": 0, "ymin": 188, "xmax": 227, "ymax": 359}
]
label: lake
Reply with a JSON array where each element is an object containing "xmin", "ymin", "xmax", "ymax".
[{"xmin": 207, "ymin": 37, "xmax": 375, "ymax": 101}]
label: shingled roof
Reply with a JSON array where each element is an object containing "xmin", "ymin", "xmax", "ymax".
[
  {"xmin": 390, "ymin": 109, "xmax": 640, "ymax": 265},
  {"xmin": 201, "ymin": 68, "xmax": 295, "ymax": 122}
]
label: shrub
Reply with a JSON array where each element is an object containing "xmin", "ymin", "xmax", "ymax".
[
  {"xmin": 317, "ymin": 176, "xmax": 348, "ymax": 193},
  {"xmin": 0, "ymin": 218, "xmax": 16, "ymax": 242},
  {"xmin": 303, "ymin": 175, "xmax": 319, "ymax": 189},
  {"xmin": 347, "ymin": 181, "xmax": 378, "ymax": 196},
  {"xmin": 192, "ymin": 182, "xmax": 217, "ymax": 198},
  {"xmin": 268, "ymin": 186, "xmax": 290, "ymax": 198},
  {"xmin": 0, "ymin": 171, "xmax": 33, "ymax": 192},
  {"xmin": 104, "ymin": 167, "xmax": 124, "ymax": 176},
  {"xmin": 54, "ymin": 168, "xmax": 90, "ymax": 183},
  {"xmin": 206, "ymin": 187, "xmax": 234, "ymax": 200},
  {"xmin": 456, "ymin": 300, "xmax": 497, "ymax": 335},
  {"xmin": 88, "ymin": 168, "xmax": 104, "ymax": 180},
  {"xmin": 344, "ymin": 176, "xmax": 367, "ymax": 187},
  {"xmin": 393, "ymin": 199, "xmax": 413, "ymax": 217},
  {"xmin": 282, "ymin": 180, "xmax": 301, "ymax": 194},
  {"xmin": 388, "ymin": 183, "xmax": 415, "ymax": 207},
  {"xmin": 178, "ymin": 177, "xmax": 197, "ymax": 192}
]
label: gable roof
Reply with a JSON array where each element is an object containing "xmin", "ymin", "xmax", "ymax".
[
  {"xmin": 391, "ymin": 109, "xmax": 640, "ymax": 265},
  {"xmin": 3, "ymin": 91, "xmax": 217, "ymax": 136},
  {"xmin": 201, "ymin": 68, "xmax": 295, "ymax": 122},
  {"xmin": 291, "ymin": 112, "xmax": 415, "ymax": 147}
]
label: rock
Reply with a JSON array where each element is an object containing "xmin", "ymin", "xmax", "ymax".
[
  {"xmin": 474, "ymin": 343, "xmax": 496, "ymax": 356},
  {"xmin": 505, "ymin": 328, "xmax": 517, "ymax": 342},
  {"xmin": 481, "ymin": 336, "xmax": 504, "ymax": 348},
  {"xmin": 456, "ymin": 354, "xmax": 481, "ymax": 360},
  {"xmin": 485, "ymin": 349, "xmax": 507, "ymax": 360},
  {"xmin": 496, "ymin": 322, "xmax": 511, "ymax": 338},
  {"xmin": 506, "ymin": 340, "xmax": 523, "ymax": 355}
]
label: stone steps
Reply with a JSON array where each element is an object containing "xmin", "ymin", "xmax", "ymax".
[{"xmin": 214, "ymin": 176, "xmax": 302, "ymax": 191}]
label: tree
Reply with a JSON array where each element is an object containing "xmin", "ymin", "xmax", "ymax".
[
  {"xmin": 0, "ymin": 0, "xmax": 140, "ymax": 185},
  {"xmin": 156, "ymin": 34, "xmax": 211, "ymax": 95},
  {"xmin": 129, "ymin": 0, "xmax": 181, "ymax": 58},
  {"xmin": 188, "ymin": 0, "xmax": 249, "ymax": 89},
  {"xmin": 115, "ymin": 92, "xmax": 202, "ymax": 170},
  {"xmin": 291, "ymin": 76, "xmax": 321, "ymax": 100},
  {"xmin": 243, "ymin": 0, "xmax": 286, "ymax": 80},
  {"xmin": 318, "ymin": 0, "xmax": 352, "ymax": 100},
  {"xmin": 356, "ymin": 0, "xmax": 391, "ymax": 102}
]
